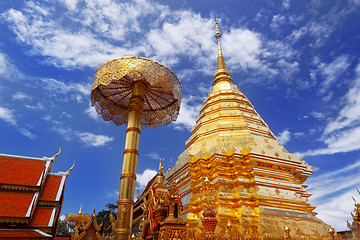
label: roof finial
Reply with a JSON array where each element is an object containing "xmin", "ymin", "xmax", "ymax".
[
  {"xmin": 51, "ymin": 147, "xmax": 61, "ymax": 163},
  {"xmin": 214, "ymin": 18, "xmax": 232, "ymax": 85},
  {"xmin": 66, "ymin": 161, "xmax": 75, "ymax": 176}
]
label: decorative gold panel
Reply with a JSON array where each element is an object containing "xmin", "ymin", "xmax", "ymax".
[{"xmin": 91, "ymin": 56, "xmax": 182, "ymax": 128}]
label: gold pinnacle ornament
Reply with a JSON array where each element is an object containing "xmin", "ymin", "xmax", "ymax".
[{"xmin": 91, "ymin": 56, "xmax": 181, "ymax": 240}]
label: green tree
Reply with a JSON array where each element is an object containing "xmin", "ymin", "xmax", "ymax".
[
  {"xmin": 96, "ymin": 203, "xmax": 117, "ymax": 236},
  {"xmin": 56, "ymin": 218, "xmax": 75, "ymax": 237}
]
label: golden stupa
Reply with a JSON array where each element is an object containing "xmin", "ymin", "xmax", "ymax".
[{"xmin": 162, "ymin": 21, "xmax": 334, "ymax": 239}]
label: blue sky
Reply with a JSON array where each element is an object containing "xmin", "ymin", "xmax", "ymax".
[{"xmin": 0, "ymin": 0, "xmax": 360, "ymax": 231}]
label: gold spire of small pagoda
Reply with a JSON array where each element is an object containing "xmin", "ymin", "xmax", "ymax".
[
  {"xmin": 79, "ymin": 203, "xmax": 83, "ymax": 214},
  {"xmin": 214, "ymin": 19, "xmax": 232, "ymax": 85}
]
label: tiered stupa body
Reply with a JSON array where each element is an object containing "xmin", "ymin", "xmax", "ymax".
[{"xmin": 165, "ymin": 22, "xmax": 332, "ymax": 238}]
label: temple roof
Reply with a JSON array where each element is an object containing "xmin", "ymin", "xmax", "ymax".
[
  {"xmin": 0, "ymin": 154, "xmax": 51, "ymax": 188},
  {"xmin": 0, "ymin": 191, "xmax": 37, "ymax": 219},
  {"xmin": 0, "ymin": 151, "xmax": 72, "ymax": 238},
  {"xmin": 28, "ymin": 207, "xmax": 57, "ymax": 228},
  {"xmin": 0, "ymin": 229, "xmax": 52, "ymax": 238},
  {"xmin": 39, "ymin": 174, "xmax": 67, "ymax": 202}
]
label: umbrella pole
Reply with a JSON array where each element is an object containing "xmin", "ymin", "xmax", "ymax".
[{"xmin": 115, "ymin": 82, "xmax": 146, "ymax": 240}]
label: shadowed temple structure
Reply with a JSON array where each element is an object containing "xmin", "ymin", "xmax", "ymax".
[{"xmin": 132, "ymin": 21, "xmax": 337, "ymax": 239}]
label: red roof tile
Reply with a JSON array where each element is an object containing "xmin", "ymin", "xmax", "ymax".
[
  {"xmin": 0, "ymin": 155, "xmax": 48, "ymax": 187},
  {"xmin": 29, "ymin": 207, "xmax": 55, "ymax": 228},
  {"xmin": 39, "ymin": 175, "xmax": 63, "ymax": 202},
  {"xmin": 0, "ymin": 229, "xmax": 52, "ymax": 238},
  {"xmin": 0, "ymin": 191, "xmax": 35, "ymax": 218}
]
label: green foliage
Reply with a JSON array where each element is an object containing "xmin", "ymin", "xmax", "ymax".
[
  {"xmin": 56, "ymin": 218, "xmax": 75, "ymax": 237},
  {"xmin": 96, "ymin": 203, "xmax": 117, "ymax": 236}
]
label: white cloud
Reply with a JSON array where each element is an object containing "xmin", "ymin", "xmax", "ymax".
[
  {"xmin": 0, "ymin": 52, "xmax": 23, "ymax": 80},
  {"xmin": 307, "ymin": 160, "xmax": 360, "ymax": 230},
  {"xmin": 60, "ymin": 0, "xmax": 79, "ymax": 11},
  {"xmin": 25, "ymin": 102, "xmax": 45, "ymax": 110},
  {"xmin": 310, "ymin": 111, "xmax": 324, "ymax": 120},
  {"xmin": 33, "ymin": 78, "xmax": 91, "ymax": 103},
  {"xmin": 144, "ymin": 152, "xmax": 160, "ymax": 160},
  {"xmin": 351, "ymin": 0, "xmax": 360, "ymax": 6},
  {"xmin": 0, "ymin": 106, "xmax": 16, "ymax": 125},
  {"xmin": 0, "ymin": 106, "xmax": 36, "ymax": 139},
  {"xmin": 223, "ymin": 28, "xmax": 262, "ymax": 71},
  {"xmin": 13, "ymin": 92, "xmax": 31, "ymax": 100},
  {"xmin": 19, "ymin": 128, "xmax": 36, "ymax": 139},
  {"xmin": 40, "ymin": 78, "xmax": 90, "ymax": 96},
  {"xmin": 317, "ymin": 55, "xmax": 351, "ymax": 94},
  {"xmin": 60, "ymin": 112, "xmax": 72, "ymax": 118},
  {"xmin": 324, "ymin": 64, "xmax": 360, "ymax": 134},
  {"xmin": 1, "ymin": 1, "xmax": 301, "ymax": 85},
  {"xmin": 173, "ymin": 96, "xmax": 202, "ymax": 130},
  {"xmin": 300, "ymin": 63, "xmax": 360, "ymax": 157},
  {"xmin": 286, "ymin": 4, "xmax": 351, "ymax": 48},
  {"xmin": 277, "ymin": 129, "xmax": 291, "ymax": 145},
  {"xmin": 85, "ymin": 105, "xmax": 100, "ymax": 120},
  {"xmin": 53, "ymin": 126, "xmax": 114, "ymax": 147},
  {"xmin": 147, "ymin": 11, "xmax": 214, "ymax": 67},
  {"xmin": 270, "ymin": 14, "xmax": 286, "ymax": 31},
  {"xmin": 287, "ymin": 26, "xmax": 308, "ymax": 43},
  {"xmin": 136, "ymin": 168, "xmax": 157, "ymax": 188},
  {"xmin": 77, "ymin": 132, "xmax": 114, "ymax": 147},
  {"xmin": 282, "ymin": 0, "xmax": 291, "ymax": 9},
  {"xmin": 1, "ymin": 0, "xmax": 164, "ymax": 68},
  {"xmin": 0, "ymin": 53, "xmax": 8, "ymax": 75}
]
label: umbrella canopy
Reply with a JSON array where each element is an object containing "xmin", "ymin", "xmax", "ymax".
[{"xmin": 91, "ymin": 56, "xmax": 182, "ymax": 128}]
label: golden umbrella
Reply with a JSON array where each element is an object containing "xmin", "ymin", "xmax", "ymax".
[{"xmin": 91, "ymin": 56, "xmax": 182, "ymax": 240}]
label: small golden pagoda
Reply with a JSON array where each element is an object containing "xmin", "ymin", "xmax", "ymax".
[
  {"xmin": 165, "ymin": 21, "xmax": 334, "ymax": 239},
  {"xmin": 65, "ymin": 205, "xmax": 107, "ymax": 240}
]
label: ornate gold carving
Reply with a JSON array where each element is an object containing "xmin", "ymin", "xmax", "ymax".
[
  {"xmin": 0, "ymin": 184, "xmax": 39, "ymax": 191},
  {"xmin": 91, "ymin": 56, "xmax": 182, "ymax": 129},
  {"xmin": 65, "ymin": 205, "xmax": 106, "ymax": 240},
  {"xmin": 0, "ymin": 217, "xmax": 29, "ymax": 224}
]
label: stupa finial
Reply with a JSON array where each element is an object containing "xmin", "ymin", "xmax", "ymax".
[
  {"xmin": 78, "ymin": 203, "xmax": 82, "ymax": 214},
  {"xmin": 215, "ymin": 18, "xmax": 222, "ymax": 40},
  {"xmin": 214, "ymin": 18, "xmax": 232, "ymax": 85}
]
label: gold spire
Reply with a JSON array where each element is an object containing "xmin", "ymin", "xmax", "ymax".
[
  {"xmin": 158, "ymin": 158, "xmax": 162, "ymax": 171},
  {"xmin": 79, "ymin": 203, "xmax": 83, "ymax": 214},
  {"xmin": 214, "ymin": 19, "xmax": 232, "ymax": 85}
]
